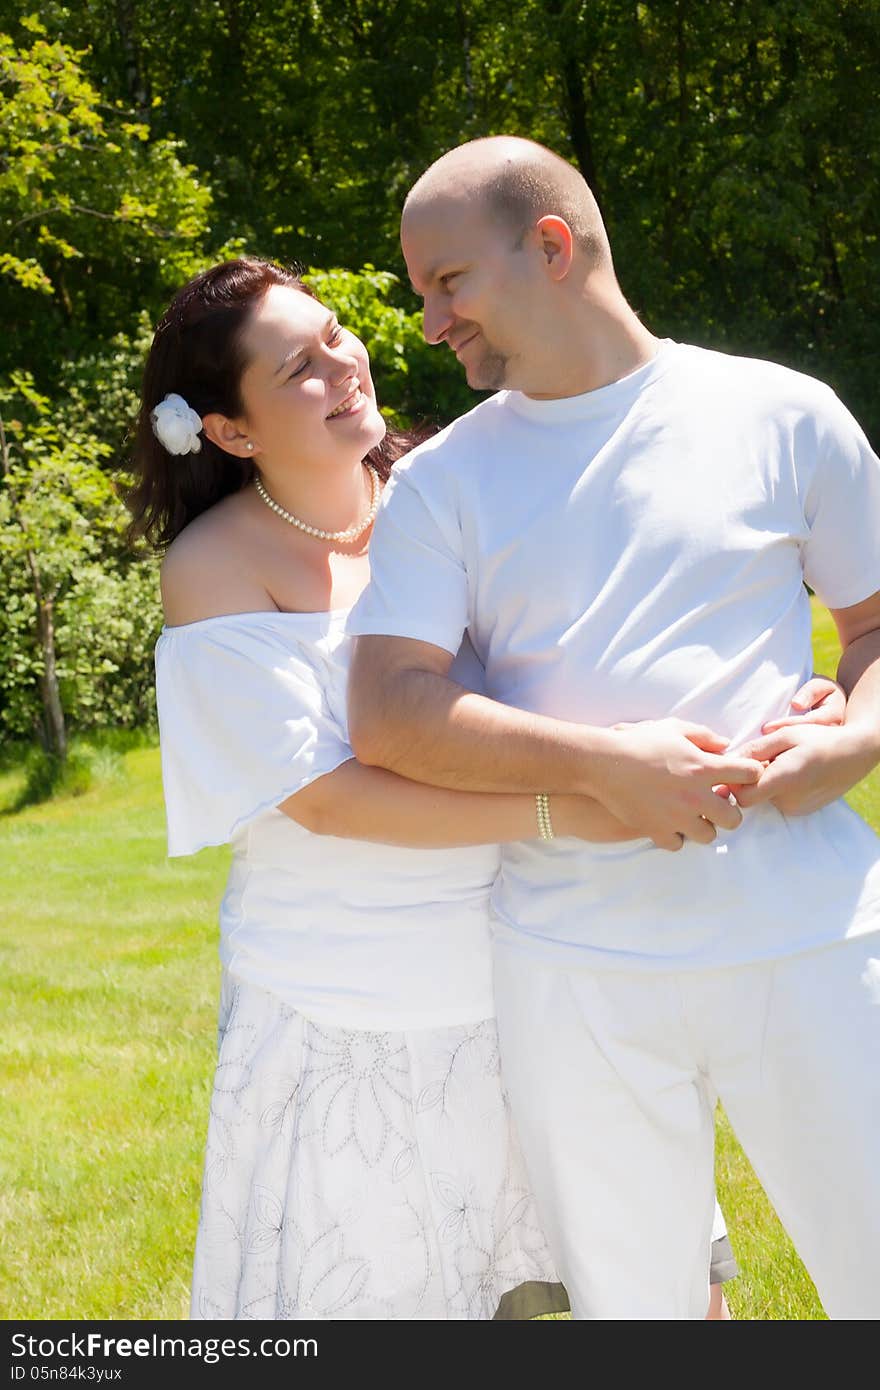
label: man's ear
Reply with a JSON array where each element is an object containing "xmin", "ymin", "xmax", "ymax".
[
  {"xmin": 201, "ymin": 412, "xmax": 257, "ymax": 458},
  {"xmin": 535, "ymin": 215, "xmax": 574, "ymax": 281}
]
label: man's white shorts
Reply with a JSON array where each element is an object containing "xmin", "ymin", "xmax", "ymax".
[{"xmin": 493, "ymin": 930, "xmax": 880, "ymax": 1319}]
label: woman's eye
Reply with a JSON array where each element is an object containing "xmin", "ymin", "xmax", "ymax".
[{"xmin": 287, "ymin": 326, "xmax": 344, "ymax": 379}]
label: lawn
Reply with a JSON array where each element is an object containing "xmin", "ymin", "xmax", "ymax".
[
  {"xmin": 0, "ymin": 744, "xmax": 225, "ymax": 1319},
  {"xmin": 0, "ymin": 600, "xmax": 876, "ymax": 1320}
]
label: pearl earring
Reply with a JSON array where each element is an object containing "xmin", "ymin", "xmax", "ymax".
[{"xmin": 246, "ymin": 442, "xmax": 254, "ymax": 452}]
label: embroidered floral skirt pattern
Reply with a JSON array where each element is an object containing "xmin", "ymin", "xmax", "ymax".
[{"xmin": 191, "ymin": 976, "xmax": 568, "ymax": 1320}]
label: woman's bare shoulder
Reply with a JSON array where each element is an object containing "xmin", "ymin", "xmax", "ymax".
[{"xmin": 160, "ymin": 492, "xmax": 273, "ymax": 626}]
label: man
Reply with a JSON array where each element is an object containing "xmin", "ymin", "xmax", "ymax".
[{"xmin": 347, "ymin": 137, "xmax": 880, "ymax": 1318}]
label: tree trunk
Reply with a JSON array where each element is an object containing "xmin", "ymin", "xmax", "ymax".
[
  {"xmin": 115, "ymin": 0, "xmax": 150, "ymax": 117},
  {"xmin": 560, "ymin": 52, "xmax": 602, "ymax": 206},
  {"xmin": 456, "ymin": 0, "xmax": 475, "ymax": 122},
  {"xmin": 26, "ymin": 552, "xmax": 67, "ymax": 761},
  {"xmin": 662, "ymin": 0, "xmax": 689, "ymax": 265},
  {"xmin": 543, "ymin": 0, "xmax": 603, "ymax": 212}
]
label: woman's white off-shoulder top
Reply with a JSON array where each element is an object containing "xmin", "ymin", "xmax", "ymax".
[{"xmin": 154, "ymin": 611, "xmax": 499, "ymax": 1029}]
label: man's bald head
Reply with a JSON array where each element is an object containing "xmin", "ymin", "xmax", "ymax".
[
  {"xmin": 400, "ymin": 136, "xmax": 639, "ymax": 397},
  {"xmin": 404, "ymin": 136, "xmax": 612, "ymax": 270}
]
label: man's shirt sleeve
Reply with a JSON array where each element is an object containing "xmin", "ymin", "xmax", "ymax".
[
  {"xmin": 800, "ymin": 387, "xmax": 880, "ymax": 610},
  {"xmin": 348, "ymin": 465, "xmax": 470, "ymax": 657}
]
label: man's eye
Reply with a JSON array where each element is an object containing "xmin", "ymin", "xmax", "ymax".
[{"xmin": 440, "ymin": 272, "xmax": 460, "ymax": 288}]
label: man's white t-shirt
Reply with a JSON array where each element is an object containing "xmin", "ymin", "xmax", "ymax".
[{"xmin": 349, "ymin": 341, "xmax": 880, "ymax": 969}]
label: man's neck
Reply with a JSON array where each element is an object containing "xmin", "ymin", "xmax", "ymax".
[{"xmin": 522, "ymin": 289, "xmax": 660, "ymax": 401}]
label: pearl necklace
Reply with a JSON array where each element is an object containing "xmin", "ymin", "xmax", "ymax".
[{"xmin": 253, "ymin": 465, "xmax": 380, "ymax": 543}]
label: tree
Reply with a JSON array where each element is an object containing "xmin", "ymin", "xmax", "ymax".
[
  {"xmin": 0, "ymin": 15, "xmax": 216, "ymax": 389},
  {"xmin": 36, "ymin": 1, "xmax": 879, "ymax": 441},
  {"xmin": 0, "ymin": 17, "xmax": 220, "ymax": 751},
  {"xmin": 0, "ymin": 374, "xmax": 115, "ymax": 755}
]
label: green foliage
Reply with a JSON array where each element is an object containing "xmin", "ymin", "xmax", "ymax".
[
  {"xmin": 18, "ymin": 745, "xmax": 92, "ymax": 806},
  {"xmin": 9, "ymin": 735, "xmax": 130, "ymax": 812},
  {"xmin": 0, "ymin": 546, "xmax": 162, "ymax": 740},
  {"xmin": 0, "ymin": 574, "xmax": 39, "ymax": 737},
  {"xmin": 25, "ymin": 0, "xmax": 876, "ymax": 439},
  {"xmin": 56, "ymin": 558, "xmax": 162, "ymax": 731},
  {"xmin": 0, "ymin": 372, "xmax": 162, "ymax": 741},
  {"xmin": 59, "ymin": 318, "xmax": 152, "ymax": 456},
  {"xmin": 0, "ymin": 372, "xmax": 116, "ymax": 579},
  {"xmin": 577, "ymin": 0, "xmax": 880, "ymax": 431},
  {"xmin": 0, "ymin": 18, "xmax": 215, "ymax": 391}
]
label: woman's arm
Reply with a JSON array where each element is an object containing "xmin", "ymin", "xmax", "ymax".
[
  {"xmin": 280, "ymin": 676, "xmax": 848, "ymax": 850},
  {"xmin": 279, "ymin": 759, "xmax": 636, "ymax": 848}
]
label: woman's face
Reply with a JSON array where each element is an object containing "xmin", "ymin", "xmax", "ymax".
[{"xmin": 237, "ymin": 284, "xmax": 386, "ymax": 470}]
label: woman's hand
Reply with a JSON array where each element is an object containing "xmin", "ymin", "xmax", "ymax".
[
  {"xmin": 729, "ymin": 672, "xmax": 860, "ymax": 817},
  {"xmin": 552, "ymin": 794, "xmax": 645, "ymax": 845},
  {"xmin": 761, "ymin": 674, "xmax": 846, "ymax": 733}
]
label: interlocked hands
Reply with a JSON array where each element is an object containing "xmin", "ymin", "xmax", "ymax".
[{"xmin": 602, "ymin": 676, "xmax": 848, "ymax": 850}]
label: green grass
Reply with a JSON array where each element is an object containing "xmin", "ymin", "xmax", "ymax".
[
  {"xmin": 1, "ymin": 601, "xmax": 877, "ymax": 1320},
  {"xmin": 0, "ymin": 744, "xmax": 228, "ymax": 1319}
]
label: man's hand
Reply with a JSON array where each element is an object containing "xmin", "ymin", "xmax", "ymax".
[
  {"xmin": 734, "ymin": 723, "xmax": 877, "ymax": 816},
  {"xmin": 594, "ymin": 719, "xmax": 763, "ymax": 851}
]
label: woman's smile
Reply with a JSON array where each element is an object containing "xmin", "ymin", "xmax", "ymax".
[{"xmin": 326, "ymin": 385, "xmax": 367, "ymax": 420}]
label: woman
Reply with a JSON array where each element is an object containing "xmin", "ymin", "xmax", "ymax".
[{"xmin": 130, "ymin": 258, "xmax": 839, "ymax": 1320}]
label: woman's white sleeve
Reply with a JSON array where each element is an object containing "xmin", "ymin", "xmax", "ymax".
[{"xmin": 154, "ymin": 624, "xmax": 354, "ymax": 856}]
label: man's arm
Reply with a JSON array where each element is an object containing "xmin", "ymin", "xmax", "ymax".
[
  {"xmin": 736, "ymin": 591, "xmax": 880, "ymax": 815},
  {"xmin": 348, "ymin": 633, "xmax": 763, "ymax": 849}
]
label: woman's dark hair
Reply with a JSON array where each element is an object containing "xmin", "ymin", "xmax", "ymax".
[{"xmin": 128, "ymin": 257, "xmax": 419, "ymax": 549}]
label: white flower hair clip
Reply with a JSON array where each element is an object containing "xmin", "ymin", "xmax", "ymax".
[{"xmin": 150, "ymin": 393, "xmax": 203, "ymax": 456}]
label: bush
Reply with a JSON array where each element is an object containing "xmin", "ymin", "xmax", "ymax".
[{"xmin": 13, "ymin": 736, "xmax": 132, "ymax": 811}]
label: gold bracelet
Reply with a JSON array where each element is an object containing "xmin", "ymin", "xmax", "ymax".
[{"xmin": 536, "ymin": 791, "xmax": 554, "ymax": 841}]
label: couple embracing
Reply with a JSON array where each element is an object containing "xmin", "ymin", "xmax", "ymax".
[{"xmin": 130, "ymin": 137, "xmax": 880, "ymax": 1320}]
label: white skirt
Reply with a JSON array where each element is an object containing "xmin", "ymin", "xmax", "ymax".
[{"xmin": 191, "ymin": 976, "xmax": 568, "ymax": 1320}]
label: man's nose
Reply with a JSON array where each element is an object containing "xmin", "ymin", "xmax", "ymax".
[{"xmin": 422, "ymin": 293, "xmax": 453, "ymax": 346}]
